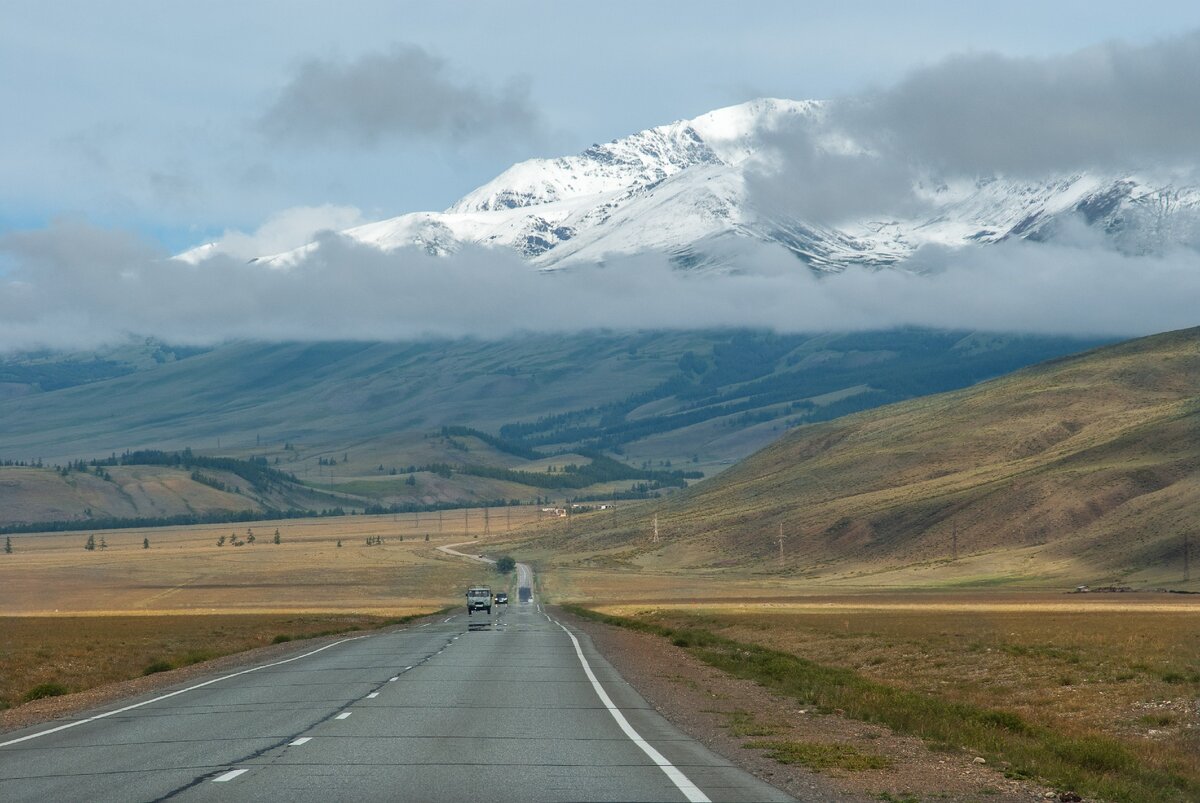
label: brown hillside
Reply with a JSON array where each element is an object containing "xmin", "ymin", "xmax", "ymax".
[{"xmin": 533, "ymin": 327, "xmax": 1200, "ymax": 588}]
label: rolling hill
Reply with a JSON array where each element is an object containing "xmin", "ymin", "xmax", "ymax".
[
  {"xmin": 0, "ymin": 329, "xmax": 1102, "ymax": 528},
  {"xmin": 526, "ymin": 326, "xmax": 1200, "ymax": 589}
]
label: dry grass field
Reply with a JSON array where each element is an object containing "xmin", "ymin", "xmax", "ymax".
[
  {"xmin": 581, "ymin": 597, "xmax": 1200, "ymax": 802},
  {"xmin": 0, "ymin": 507, "xmax": 541, "ymax": 710},
  {"xmin": 0, "ymin": 613, "xmax": 391, "ymax": 710}
]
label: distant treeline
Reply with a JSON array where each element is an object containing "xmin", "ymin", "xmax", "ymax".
[
  {"xmin": 0, "ymin": 507, "xmax": 346, "ymax": 536},
  {"xmin": 93, "ymin": 449, "xmax": 296, "ymax": 493},
  {"xmin": 439, "ymin": 426, "xmax": 543, "ymax": 460},
  {"xmin": 360, "ymin": 498, "xmax": 523, "ymax": 515},
  {"xmin": 414, "ymin": 451, "xmax": 701, "ymax": 490}
]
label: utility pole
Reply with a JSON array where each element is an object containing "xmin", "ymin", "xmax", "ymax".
[
  {"xmin": 465, "ymin": 507, "xmax": 470, "ymax": 538},
  {"xmin": 506, "ymin": 505, "xmax": 511, "ymax": 532},
  {"xmin": 1184, "ymin": 531, "xmax": 1191, "ymax": 582},
  {"xmin": 438, "ymin": 509, "xmax": 443, "ymax": 533},
  {"xmin": 652, "ymin": 514, "xmax": 659, "ymax": 543},
  {"xmin": 778, "ymin": 521, "xmax": 785, "ymax": 563},
  {"xmin": 484, "ymin": 506, "xmax": 491, "ymax": 536}
]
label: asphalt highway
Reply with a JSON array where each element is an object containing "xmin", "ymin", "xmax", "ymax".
[{"xmin": 0, "ymin": 588, "xmax": 793, "ymax": 802}]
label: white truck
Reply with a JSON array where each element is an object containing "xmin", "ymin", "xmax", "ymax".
[{"xmin": 465, "ymin": 586, "xmax": 492, "ymax": 616}]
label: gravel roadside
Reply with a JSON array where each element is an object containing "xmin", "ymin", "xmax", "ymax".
[{"xmin": 558, "ymin": 606, "xmax": 1065, "ymax": 803}]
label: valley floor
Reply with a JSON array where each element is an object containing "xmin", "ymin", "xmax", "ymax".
[{"xmin": 3, "ymin": 513, "xmax": 1197, "ymax": 802}]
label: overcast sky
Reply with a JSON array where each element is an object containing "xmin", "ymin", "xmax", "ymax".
[
  {"xmin": 5, "ymin": 0, "xmax": 1200, "ymax": 251},
  {"xmin": 2, "ymin": 1, "xmax": 1199, "ymax": 350}
]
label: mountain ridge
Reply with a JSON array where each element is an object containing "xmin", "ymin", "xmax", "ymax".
[{"xmin": 179, "ymin": 98, "xmax": 1200, "ymax": 273}]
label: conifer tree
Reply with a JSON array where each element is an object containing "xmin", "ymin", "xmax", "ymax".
[
  {"xmin": 85, "ymin": 534, "xmax": 96, "ymax": 551},
  {"xmin": 4, "ymin": 536, "xmax": 12, "ymax": 554},
  {"xmin": 143, "ymin": 537, "xmax": 150, "ymax": 549}
]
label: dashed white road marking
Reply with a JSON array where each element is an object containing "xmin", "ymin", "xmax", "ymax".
[
  {"xmin": 389, "ymin": 676, "xmax": 399, "ymax": 682},
  {"xmin": 213, "ymin": 769, "xmax": 248, "ymax": 783},
  {"xmin": 554, "ymin": 620, "xmax": 711, "ymax": 803},
  {"xmin": 335, "ymin": 712, "xmax": 352, "ymax": 720},
  {"xmin": 0, "ymin": 637, "xmax": 364, "ymax": 748},
  {"xmin": 289, "ymin": 737, "xmax": 312, "ymax": 746},
  {"xmin": 367, "ymin": 692, "xmax": 379, "ymax": 699}
]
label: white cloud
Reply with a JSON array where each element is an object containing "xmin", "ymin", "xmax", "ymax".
[
  {"xmin": 1, "ymin": 220, "xmax": 1196, "ymax": 353},
  {"xmin": 179, "ymin": 205, "xmax": 366, "ymax": 263}
]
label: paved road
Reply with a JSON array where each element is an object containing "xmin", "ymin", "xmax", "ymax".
[{"xmin": 0, "ymin": 589, "xmax": 792, "ymax": 801}]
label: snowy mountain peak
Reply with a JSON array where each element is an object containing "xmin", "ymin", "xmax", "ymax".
[
  {"xmin": 184, "ymin": 98, "xmax": 1200, "ymax": 273},
  {"xmin": 447, "ymin": 98, "xmax": 818, "ymax": 215}
]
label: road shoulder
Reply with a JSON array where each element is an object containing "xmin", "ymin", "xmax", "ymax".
[{"xmin": 559, "ymin": 606, "xmax": 1056, "ymax": 803}]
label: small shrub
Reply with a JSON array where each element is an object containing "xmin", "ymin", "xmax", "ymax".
[
  {"xmin": 24, "ymin": 682, "xmax": 69, "ymax": 702},
  {"xmin": 142, "ymin": 660, "xmax": 172, "ymax": 676},
  {"xmin": 180, "ymin": 649, "xmax": 219, "ymax": 666},
  {"xmin": 272, "ymin": 634, "xmax": 292, "ymax": 644}
]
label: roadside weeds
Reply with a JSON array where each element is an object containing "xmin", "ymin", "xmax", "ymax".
[{"xmin": 563, "ymin": 605, "xmax": 1200, "ymax": 803}]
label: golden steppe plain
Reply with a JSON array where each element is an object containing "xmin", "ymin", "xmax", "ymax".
[{"xmin": 0, "ymin": 508, "xmax": 539, "ymax": 709}]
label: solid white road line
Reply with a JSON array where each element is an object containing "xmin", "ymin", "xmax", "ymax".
[
  {"xmin": 335, "ymin": 712, "xmax": 352, "ymax": 720},
  {"xmin": 555, "ymin": 621, "xmax": 711, "ymax": 803},
  {"xmin": 212, "ymin": 769, "xmax": 248, "ymax": 783},
  {"xmin": 289, "ymin": 737, "xmax": 312, "ymax": 746},
  {"xmin": 0, "ymin": 637, "xmax": 364, "ymax": 749}
]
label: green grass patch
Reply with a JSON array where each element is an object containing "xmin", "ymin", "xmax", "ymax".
[
  {"xmin": 565, "ymin": 605, "xmax": 1200, "ymax": 803},
  {"xmin": 23, "ymin": 682, "xmax": 69, "ymax": 702},
  {"xmin": 724, "ymin": 710, "xmax": 784, "ymax": 737},
  {"xmin": 744, "ymin": 739, "xmax": 893, "ymax": 771},
  {"xmin": 141, "ymin": 659, "xmax": 173, "ymax": 676}
]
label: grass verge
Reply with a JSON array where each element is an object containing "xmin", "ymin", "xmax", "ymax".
[
  {"xmin": 563, "ymin": 605, "xmax": 1200, "ymax": 803},
  {"xmin": 743, "ymin": 740, "xmax": 893, "ymax": 771},
  {"xmin": 1, "ymin": 609, "xmax": 451, "ymax": 711}
]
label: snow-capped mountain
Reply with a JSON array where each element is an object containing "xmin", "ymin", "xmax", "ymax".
[{"xmin": 179, "ymin": 98, "xmax": 1200, "ymax": 272}]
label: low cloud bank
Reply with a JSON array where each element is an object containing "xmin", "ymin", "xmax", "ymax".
[{"xmin": 1, "ymin": 220, "xmax": 1197, "ymax": 353}]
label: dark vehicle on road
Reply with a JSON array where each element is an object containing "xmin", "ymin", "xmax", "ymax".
[
  {"xmin": 495, "ymin": 591, "xmax": 508, "ymax": 605},
  {"xmin": 518, "ymin": 586, "xmax": 532, "ymax": 603},
  {"xmin": 466, "ymin": 586, "xmax": 492, "ymax": 615}
]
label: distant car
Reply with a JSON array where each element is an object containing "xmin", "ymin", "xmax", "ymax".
[{"xmin": 495, "ymin": 592, "xmax": 509, "ymax": 605}]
